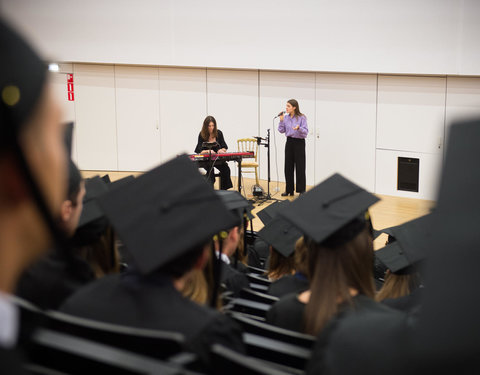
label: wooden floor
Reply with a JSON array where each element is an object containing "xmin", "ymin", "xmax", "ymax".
[{"xmin": 81, "ymin": 171, "xmax": 435, "ymax": 250}]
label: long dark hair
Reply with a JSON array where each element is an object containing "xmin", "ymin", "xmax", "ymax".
[
  {"xmin": 287, "ymin": 99, "xmax": 304, "ymax": 118},
  {"xmin": 304, "ymin": 226, "xmax": 375, "ymax": 335},
  {"xmin": 200, "ymin": 116, "xmax": 218, "ymax": 141}
]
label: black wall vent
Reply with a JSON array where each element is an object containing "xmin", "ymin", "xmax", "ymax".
[{"xmin": 397, "ymin": 157, "xmax": 419, "ymax": 192}]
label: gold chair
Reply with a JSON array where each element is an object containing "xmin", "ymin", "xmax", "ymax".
[{"xmin": 237, "ymin": 138, "xmax": 260, "ymax": 186}]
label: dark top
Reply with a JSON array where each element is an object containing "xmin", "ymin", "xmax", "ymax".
[
  {"xmin": 382, "ymin": 287, "xmax": 423, "ymax": 313},
  {"xmin": 60, "ymin": 271, "xmax": 244, "ymax": 363},
  {"xmin": 0, "ymin": 347, "xmax": 26, "ymax": 375},
  {"xmin": 266, "ymin": 292, "xmax": 305, "ymax": 332},
  {"xmin": 306, "ymin": 296, "xmax": 406, "ymax": 375},
  {"xmin": 220, "ymin": 262, "xmax": 250, "ymax": 297},
  {"xmin": 16, "ymin": 248, "xmax": 95, "ymax": 310},
  {"xmin": 194, "ymin": 129, "xmax": 228, "ymax": 154},
  {"xmin": 268, "ymin": 273, "xmax": 309, "ymax": 298},
  {"xmin": 267, "ymin": 293, "xmax": 396, "ymax": 335},
  {"xmin": 246, "ymin": 245, "xmax": 264, "ymax": 269}
]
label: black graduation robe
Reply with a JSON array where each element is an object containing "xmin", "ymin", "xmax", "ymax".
[
  {"xmin": 220, "ymin": 262, "xmax": 249, "ymax": 297},
  {"xmin": 382, "ymin": 287, "xmax": 423, "ymax": 313},
  {"xmin": 0, "ymin": 347, "xmax": 27, "ymax": 375},
  {"xmin": 306, "ymin": 304, "xmax": 410, "ymax": 375},
  {"xmin": 16, "ymin": 248, "xmax": 95, "ymax": 310},
  {"xmin": 267, "ymin": 273, "xmax": 309, "ymax": 298},
  {"xmin": 265, "ymin": 292, "xmax": 305, "ymax": 332},
  {"xmin": 60, "ymin": 271, "xmax": 245, "ymax": 364}
]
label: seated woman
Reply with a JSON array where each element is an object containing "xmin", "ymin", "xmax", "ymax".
[
  {"xmin": 375, "ymin": 215, "xmax": 430, "ymax": 313},
  {"xmin": 258, "ymin": 216, "xmax": 299, "ymax": 281},
  {"xmin": 268, "ymin": 237, "xmax": 309, "ymax": 298},
  {"xmin": 195, "ymin": 115, "xmax": 233, "ymax": 190},
  {"xmin": 266, "ymin": 174, "xmax": 400, "ymax": 336}
]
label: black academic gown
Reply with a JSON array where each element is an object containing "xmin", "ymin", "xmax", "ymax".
[
  {"xmin": 265, "ymin": 292, "xmax": 305, "ymax": 332},
  {"xmin": 382, "ymin": 287, "xmax": 423, "ymax": 313},
  {"xmin": 16, "ymin": 248, "xmax": 95, "ymax": 310},
  {"xmin": 0, "ymin": 347, "xmax": 27, "ymax": 375},
  {"xmin": 60, "ymin": 271, "xmax": 245, "ymax": 364},
  {"xmin": 268, "ymin": 273, "xmax": 309, "ymax": 298},
  {"xmin": 306, "ymin": 304, "xmax": 410, "ymax": 375},
  {"xmin": 220, "ymin": 262, "xmax": 249, "ymax": 297}
]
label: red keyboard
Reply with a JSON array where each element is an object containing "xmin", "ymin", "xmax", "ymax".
[{"xmin": 189, "ymin": 151, "xmax": 254, "ymax": 162}]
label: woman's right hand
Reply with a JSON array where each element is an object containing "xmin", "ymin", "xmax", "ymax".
[{"xmin": 279, "ymin": 113, "xmax": 284, "ymax": 121}]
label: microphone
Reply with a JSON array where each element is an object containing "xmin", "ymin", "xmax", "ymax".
[
  {"xmin": 274, "ymin": 111, "xmax": 285, "ymax": 118},
  {"xmin": 253, "ymin": 136, "xmax": 265, "ymax": 145}
]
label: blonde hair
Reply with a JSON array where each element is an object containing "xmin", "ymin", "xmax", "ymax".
[{"xmin": 181, "ymin": 269, "xmax": 208, "ymax": 305}]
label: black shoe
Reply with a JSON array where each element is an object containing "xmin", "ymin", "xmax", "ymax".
[
  {"xmin": 281, "ymin": 192, "xmax": 294, "ymax": 197},
  {"xmin": 298, "ymin": 191, "xmax": 305, "ymax": 195}
]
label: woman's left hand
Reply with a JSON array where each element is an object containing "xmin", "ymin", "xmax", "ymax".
[{"xmin": 293, "ymin": 125, "xmax": 300, "ymax": 130}]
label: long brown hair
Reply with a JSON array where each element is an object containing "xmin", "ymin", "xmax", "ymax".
[
  {"xmin": 267, "ymin": 247, "xmax": 295, "ymax": 280},
  {"xmin": 200, "ymin": 115, "xmax": 218, "ymax": 141},
  {"xmin": 304, "ymin": 226, "xmax": 375, "ymax": 335},
  {"xmin": 287, "ymin": 99, "xmax": 304, "ymax": 118},
  {"xmin": 376, "ymin": 270, "xmax": 421, "ymax": 301},
  {"xmin": 75, "ymin": 226, "xmax": 120, "ymax": 278},
  {"xmin": 294, "ymin": 237, "xmax": 309, "ymax": 276}
]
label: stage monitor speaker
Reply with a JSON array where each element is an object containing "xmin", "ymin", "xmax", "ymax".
[{"xmin": 397, "ymin": 157, "xmax": 419, "ymax": 192}]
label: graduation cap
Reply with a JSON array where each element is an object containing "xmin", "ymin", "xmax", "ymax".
[
  {"xmin": 372, "ymin": 229, "xmax": 383, "ymax": 240},
  {"xmin": 375, "ymin": 214, "xmax": 432, "ymax": 274},
  {"xmin": 256, "ymin": 200, "xmax": 291, "ymax": 226},
  {"xmin": 101, "ymin": 174, "xmax": 111, "ymax": 184},
  {"xmin": 109, "ymin": 175, "xmax": 135, "ymax": 190},
  {"xmin": 278, "ymin": 173, "xmax": 379, "ymax": 247},
  {"xmin": 215, "ymin": 190, "xmax": 254, "ymax": 222},
  {"xmin": 97, "ymin": 154, "xmax": 239, "ymax": 275},
  {"xmin": 77, "ymin": 176, "xmax": 109, "ymax": 228},
  {"xmin": 257, "ymin": 216, "xmax": 303, "ymax": 257}
]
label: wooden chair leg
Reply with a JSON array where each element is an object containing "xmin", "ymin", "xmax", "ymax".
[{"xmin": 255, "ymin": 168, "xmax": 260, "ymax": 186}]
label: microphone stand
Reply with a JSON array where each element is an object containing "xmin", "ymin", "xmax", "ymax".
[{"xmin": 257, "ymin": 128, "xmax": 279, "ymax": 202}]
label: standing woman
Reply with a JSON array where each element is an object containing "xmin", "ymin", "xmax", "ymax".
[
  {"xmin": 195, "ymin": 115, "xmax": 233, "ymax": 190},
  {"xmin": 278, "ymin": 99, "xmax": 308, "ymax": 196}
]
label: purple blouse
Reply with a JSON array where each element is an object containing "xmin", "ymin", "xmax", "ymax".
[{"xmin": 278, "ymin": 114, "xmax": 308, "ymax": 139}]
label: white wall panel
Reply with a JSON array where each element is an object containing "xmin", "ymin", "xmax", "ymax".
[
  {"xmin": 159, "ymin": 68, "xmax": 207, "ymax": 161},
  {"xmin": 259, "ymin": 71, "xmax": 315, "ymax": 188},
  {"xmin": 4, "ymin": 0, "xmax": 480, "ymax": 75},
  {"xmin": 74, "ymin": 64, "xmax": 117, "ymax": 170},
  {"xmin": 115, "ymin": 66, "xmax": 161, "ymax": 171},
  {"xmin": 445, "ymin": 76, "xmax": 480, "ymax": 128},
  {"xmin": 377, "ymin": 76, "xmax": 446, "ymax": 154},
  {"xmin": 315, "ymin": 73, "xmax": 377, "ymax": 191},
  {"xmin": 206, "ymin": 69, "xmax": 259, "ymax": 177},
  {"xmin": 375, "ymin": 149, "xmax": 442, "ymax": 200}
]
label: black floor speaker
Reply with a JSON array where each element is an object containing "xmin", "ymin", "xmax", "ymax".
[{"xmin": 397, "ymin": 157, "xmax": 419, "ymax": 192}]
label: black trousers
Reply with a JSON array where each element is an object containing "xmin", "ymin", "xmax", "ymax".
[
  {"xmin": 204, "ymin": 162, "xmax": 233, "ymax": 190},
  {"xmin": 284, "ymin": 137, "xmax": 306, "ymax": 193}
]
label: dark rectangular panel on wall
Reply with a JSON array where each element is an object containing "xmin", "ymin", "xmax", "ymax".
[{"xmin": 397, "ymin": 157, "xmax": 419, "ymax": 192}]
